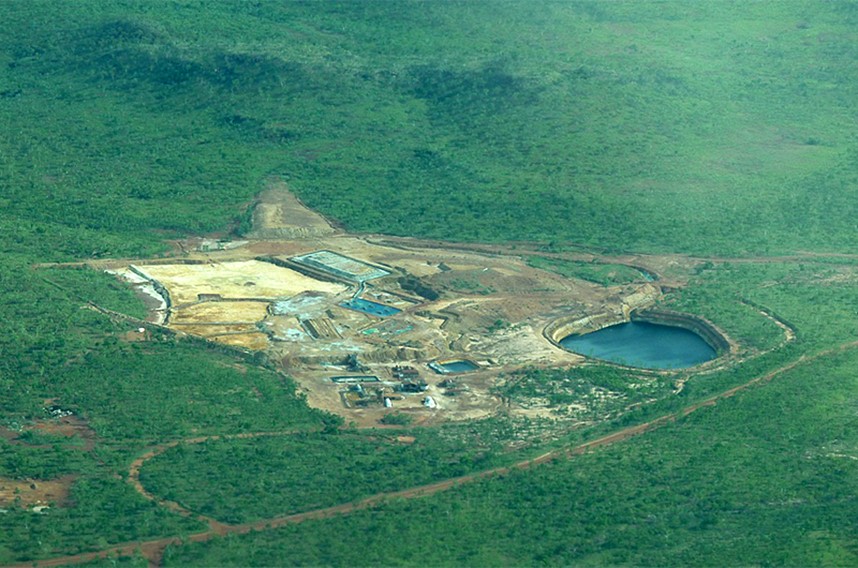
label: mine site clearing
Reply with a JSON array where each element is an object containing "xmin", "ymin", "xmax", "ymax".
[{"xmin": 104, "ymin": 185, "xmax": 735, "ymax": 426}]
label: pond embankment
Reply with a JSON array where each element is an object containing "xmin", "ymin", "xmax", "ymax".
[
  {"xmin": 631, "ymin": 309, "xmax": 731, "ymax": 355},
  {"xmin": 545, "ymin": 308, "xmax": 730, "ymax": 357}
]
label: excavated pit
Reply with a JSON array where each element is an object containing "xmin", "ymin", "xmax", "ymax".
[
  {"xmin": 549, "ymin": 309, "xmax": 728, "ymax": 370},
  {"xmin": 559, "ymin": 321, "xmax": 716, "ymax": 369}
]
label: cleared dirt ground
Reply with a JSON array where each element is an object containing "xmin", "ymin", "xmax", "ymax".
[
  {"xmin": 248, "ymin": 180, "xmax": 338, "ymax": 239},
  {"xmin": 32, "ymin": 416, "xmax": 97, "ymax": 452},
  {"xmin": 1, "ymin": 414, "xmax": 97, "ymax": 452},
  {"xmin": 118, "ymin": 232, "xmax": 666, "ymax": 425},
  {"xmin": 0, "ymin": 476, "xmax": 74, "ymax": 509},
  {"xmin": 209, "ymin": 332, "xmax": 271, "ymax": 350},
  {"xmin": 170, "ymin": 301, "xmax": 270, "ymax": 324},
  {"xmin": 104, "ymin": 187, "xmax": 734, "ymax": 427},
  {"xmin": 136, "ymin": 261, "xmax": 346, "ymax": 306},
  {"xmin": 171, "ymin": 324, "xmax": 259, "ymax": 336}
]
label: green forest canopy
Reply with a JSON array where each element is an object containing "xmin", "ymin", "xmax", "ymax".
[
  {"xmin": 0, "ymin": 1, "xmax": 856, "ymax": 565},
  {"xmin": 1, "ymin": 1, "xmax": 857, "ymax": 258}
]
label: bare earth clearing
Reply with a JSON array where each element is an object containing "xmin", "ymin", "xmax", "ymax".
[
  {"xmin": 19, "ymin": 184, "xmax": 811, "ymax": 567},
  {"xmin": 99, "ymin": 186, "xmax": 715, "ymax": 426},
  {"xmin": 0, "ymin": 476, "xmax": 74, "ymax": 512}
]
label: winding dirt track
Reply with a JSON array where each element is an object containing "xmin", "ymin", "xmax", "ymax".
[
  {"xmin": 126, "ymin": 430, "xmax": 316, "ymax": 533},
  {"xmin": 11, "ymin": 337, "xmax": 858, "ymax": 568}
]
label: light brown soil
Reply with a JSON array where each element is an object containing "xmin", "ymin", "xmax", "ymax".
[
  {"xmin": 171, "ymin": 323, "xmax": 260, "ymax": 335},
  {"xmin": 0, "ymin": 475, "xmax": 74, "ymax": 508},
  {"xmin": 171, "ymin": 301, "xmax": 270, "ymax": 324},
  {"xmin": 210, "ymin": 332, "xmax": 271, "ymax": 350},
  {"xmin": 32, "ymin": 416, "xmax": 98, "ymax": 452},
  {"xmin": 249, "ymin": 179, "xmax": 338, "ymax": 239},
  {"xmin": 1, "ymin": 415, "xmax": 97, "ymax": 452},
  {"xmin": 136, "ymin": 261, "xmax": 346, "ymax": 305}
]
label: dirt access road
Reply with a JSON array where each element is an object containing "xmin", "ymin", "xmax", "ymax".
[
  {"xmin": 13, "ymin": 338, "xmax": 852, "ymax": 568},
  {"xmin": 20, "ymin": 187, "xmax": 851, "ymax": 566}
]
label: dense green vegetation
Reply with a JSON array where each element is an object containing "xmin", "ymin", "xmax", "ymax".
[
  {"xmin": 2, "ymin": 1, "xmax": 857, "ymax": 257},
  {"xmin": 140, "ymin": 430, "xmax": 504, "ymax": 524},
  {"xmin": 54, "ymin": 342, "xmax": 331, "ymax": 440},
  {"xmin": 664, "ymin": 262, "xmax": 790, "ymax": 352},
  {"xmin": 526, "ymin": 256, "xmax": 647, "ymax": 286},
  {"xmin": 162, "ymin": 348, "xmax": 858, "ymax": 566},
  {"xmin": 670, "ymin": 260, "xmax": 858, "ymax": 353},
  {"xmin": 0, "ymin": 0, "xmax": 856, "ymax": 565},
  {"xmin": 378, "ymin": 411, "xmax": 414, "ymax": 426}
]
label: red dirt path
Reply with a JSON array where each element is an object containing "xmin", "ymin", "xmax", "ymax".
[{"xmin": 11, "ymin": 339, "xmax": 855, "ymax": 568}]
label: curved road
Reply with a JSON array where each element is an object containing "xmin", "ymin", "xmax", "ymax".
[{"xmin": 10, "ymin": 337, "xmax": 856, "ymax": 568}]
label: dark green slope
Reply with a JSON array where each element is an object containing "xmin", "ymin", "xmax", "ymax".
[{"xmin": 1, "ymin": 1, "xmax": 856, "ymax": 256}]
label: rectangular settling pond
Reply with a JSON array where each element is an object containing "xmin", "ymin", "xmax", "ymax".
[
  {"xmin": 330, "ymin": 376, "xmax": 380, "ymax": 383},
  {"xmin": 429, "ymin": 359, "xmax": 480, "ymax": 374},
  {"xmin": 340, "ymin": 298, "xmax": 401, "ymax": 318}
]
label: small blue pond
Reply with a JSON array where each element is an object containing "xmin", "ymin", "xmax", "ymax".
[
  {"xmin": 429, "ymin": 359, "xmax": 480, "ymax": 374},
  {"xmin": 436, "ymin": 360, "xmax": 479, "ymax": 373},
  {"xmin": 330, "ymin": 375, "xmax": 380, "ymax": 383},
  {"xmin": 560, "ymin": 321, "xmax": 716, "ymax": 370},
  {"xmin": 340, "ymin": 298, "xmax": 401, "ymax": 318}
]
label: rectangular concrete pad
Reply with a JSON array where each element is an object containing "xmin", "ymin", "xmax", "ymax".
[{"xmin": 290, "ymin": 250, "xmax": 389, "ymax": 282}]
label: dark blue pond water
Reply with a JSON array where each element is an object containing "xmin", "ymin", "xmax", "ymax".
[
  {"xmin": 438, "ymin": 360, "xmax": 479, "ymax": 373},
  {"xmin": 559, "ymin": 321, "xmax": 716, "ymax": 369},
  {"xmin": 340, "ymin": 298, "xmax": 401, "ymax": 317}
]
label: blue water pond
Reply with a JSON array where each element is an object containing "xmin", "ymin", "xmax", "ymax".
[
  {"xmin": 340, "ymin": 298, "xmax": 401, "ymax": 318},
  {"xmin": 437, "ymin": 360, "xmax": 479, "ymax": 373},
  {"xmin": 560, "ymin": 321, "xmax": 716, "ymax": 370}
]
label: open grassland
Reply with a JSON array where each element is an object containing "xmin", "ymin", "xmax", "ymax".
[
  {"xmin": 1, "ymin": 1, "xmax": 857, "ymax": 565},
  {"xmin": 526, "ymin": 255, "xmax": 648, "ymax": 286}
]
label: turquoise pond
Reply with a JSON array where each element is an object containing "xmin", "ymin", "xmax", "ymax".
[
  {"xmin": 437, "ymin": 360, "xmax": 479, "ymax": 373},
  {"xmin": 559, "ymin": 321, "xmax": 716, "ymax": 370},
  {"xmin": 340, "ymin": 298, "xmax": 401, "ymax": 317}
]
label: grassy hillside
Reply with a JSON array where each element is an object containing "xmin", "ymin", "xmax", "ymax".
[{"xmin": 0, "ymin": 1, "xmax": 856, "ymax": 564}]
